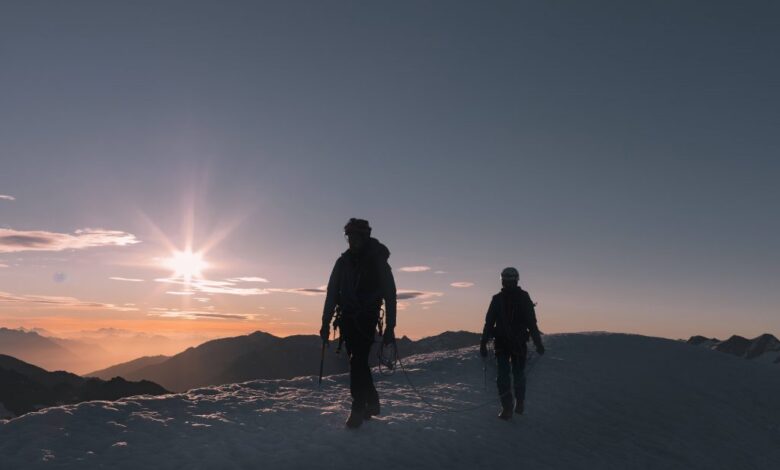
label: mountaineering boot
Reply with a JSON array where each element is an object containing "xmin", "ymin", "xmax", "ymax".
[
  {"xmin": 498, "ymin": 403, "xmax": 513, "ymax": 420},
  {"xmin": 498, "ymin": 394, "xmax": 514, "ymax": 420},
  {"xmin": 364, "ymin": 390, "xmax": 380, "ymax": 420},
  {"xmin": 498, "ymin": 392, "xmax": 514, "ymax": 420},
  {"xmin": 346, "ymin": 400, "xmax": 365, "ymax": 429},
  {"xmin": 514, "ymin": 400, "xmax": 524, "ymax": 415},
  {"xmin": 345, "ymin": 409, "xmax": 364, "ymax": 429}
]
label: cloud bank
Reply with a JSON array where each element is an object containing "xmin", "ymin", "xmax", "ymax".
[
  {"xmin": 0, "ymin": 290, "xmax": 138, "ymax": 312},
  {"xmin": 0, "ymin": 228, "xmax": 140, "ymax": 253}
]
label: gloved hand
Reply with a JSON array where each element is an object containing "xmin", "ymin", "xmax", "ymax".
[
  {"xmin": 479, "ymin": 340, "xmax": 488, "ymax": 358},
  {"xmin": 383, "ymin": 327, "xmax": 395, "ymax": 345},
  {"xmin": 320, "ymin": 322, "xmax": 330, "ymax": 342},
  {"xmin": 535, "ymin": 343, "xmax": 545, "ymax": 355}
]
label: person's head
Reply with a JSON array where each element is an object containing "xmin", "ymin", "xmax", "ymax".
[
  {"xmin": 500, "ymin": 267, "xmax": 519, "ymax": 289},
  {"xmin": 344, "ymin": 218, "xmax": 371, "ymax": 253}
]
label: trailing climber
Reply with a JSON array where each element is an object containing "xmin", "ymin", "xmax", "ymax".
[{"xmin": 480, "ymin": 267, "xmax": 544, "ymax": 420}]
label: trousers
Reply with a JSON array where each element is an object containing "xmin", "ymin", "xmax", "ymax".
[
  {"xmin": 495, "ymin": 338, "xmax": 527, "ymax": 406},
  {"xmin": 340, "ymin": 313, "xmax": 379, "ymax": 411}
]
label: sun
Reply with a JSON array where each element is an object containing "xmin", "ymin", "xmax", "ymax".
[{"xmin": 163, "ymin": 250, "xmax": 209, "ymax": 281}]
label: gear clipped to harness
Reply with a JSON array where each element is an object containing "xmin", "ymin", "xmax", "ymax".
[{"xmin": 376, "ymin": 307, "xmax": 398, "ymax": 374}]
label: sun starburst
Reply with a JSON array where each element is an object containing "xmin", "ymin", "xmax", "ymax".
[{"xmin": 163, "ymin": 250, "xmax": 208, "ymax": 282}]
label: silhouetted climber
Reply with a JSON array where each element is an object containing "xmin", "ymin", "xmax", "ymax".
[
  {"xmin": 321, "ymin": 218, "xmax": 397, "ymax": 429},
  {"xmin": 480, "ymin": 267, "xmax": 544, "ymax": 420}
]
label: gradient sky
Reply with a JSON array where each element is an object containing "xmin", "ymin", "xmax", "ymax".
[{"xmin": 1, "ymin": 1, "xmax": 778, "ymax": 340}]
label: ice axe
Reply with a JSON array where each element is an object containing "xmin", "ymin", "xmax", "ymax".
[
  {"xmin": 483, "ymin": 357, "xmax": 487, "ymax": 390},
  {"xmin": 318, "ymin": 339, "xmax": 327, "ymax": 385}
]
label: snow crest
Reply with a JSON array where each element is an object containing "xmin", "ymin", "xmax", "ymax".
[{"xmin": 2, "ymin": 333, "xmax": 780, "ymax": 469}]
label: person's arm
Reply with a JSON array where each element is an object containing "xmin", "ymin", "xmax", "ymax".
[
  {"xmin": 380, "ymin": 260, "xmax": 397, "ymax": 342},
  {"xmin": 481, "ymin": 297, "xmax": 497, "ymax": 343},
  {"xmin": 321, "ymin": 259, "xmax": 342, "ymax": 337},
  {"xmin": 525, "ymin": 293, "xmax": 544, "ymax": 353},
  {"xmin": 480, "ymin": 296, "xmax": 497, "ymax": 356}
]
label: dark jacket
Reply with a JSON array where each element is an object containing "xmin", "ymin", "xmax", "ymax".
[
  {"xmin": 481, "ymin": 286, "xmax": 542, "ymax": 351},
  {"xmin": 322, "ymin": 238, "xmax": 397, "ymax": 329}
]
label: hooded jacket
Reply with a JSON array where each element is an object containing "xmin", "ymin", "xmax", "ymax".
[
  {"xmin": 322, "ymin": 237, "xmax": 397, "ymax": 329},
  {"xmin": 481, "ymin": 285, "xmax": 542, "ymax": 351}
]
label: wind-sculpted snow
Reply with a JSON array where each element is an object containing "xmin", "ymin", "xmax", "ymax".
[{"xmin": 2, "ymin": 333, "xmax": 780, "ymax": 469}]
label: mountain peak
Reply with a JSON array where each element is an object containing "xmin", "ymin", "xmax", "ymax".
[{"xmin": 688, "ymin": 332, "xmax": 780, "ymax": 361}]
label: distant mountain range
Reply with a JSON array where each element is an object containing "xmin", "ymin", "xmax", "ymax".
[
  {"xmin": 0, "ymin": 327, "xmax": 206, "ymax": 374},
  {"xmin": 0, "ymin": 327, "xmax": 88, "ymax": 372},
  {"xmin": 88, "ymin": 330, "xmax": 482, "ymax": 392},
  {"xmin": 687, "ymin": 333, "xmax": 780, "ymax": 364},
  {"xmin": 0, "ymin": 354, "xmax": 168, "ymax": 419}
]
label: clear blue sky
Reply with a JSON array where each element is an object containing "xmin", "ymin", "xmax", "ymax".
[{"xmin": 1, "ymin": 1, "xmax": 778, "ymax": 339}]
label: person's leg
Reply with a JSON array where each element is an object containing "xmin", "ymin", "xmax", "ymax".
[
  {"xmin": 345, "ymin": 328, "xmax": 371, "ymax": 409},
  {"xmin": 495, "ymin": 347, "xmax": 514, "ymax": 419},
  {"xmin": 342, "ymin": 315, "xmax": 376, "ymax": 427},
  {"xmin": 511, "ymin": 348, "xmax": 527, "ymax": 413},
  {"xmin": 358, "ymin": 314, "xmax": 380, "ymax": 417}
]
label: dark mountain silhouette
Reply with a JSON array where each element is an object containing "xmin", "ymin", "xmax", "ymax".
[
  {"xmin": 687, "ymin": 333, "xmax": 780, "ymax": 363},
  {"xmin": 714, "ymin": 335, "xmax": 752, "ymax": 356},
  {"xmin": 745, "ymin": 333, "xmax": 780, "ymax": 360},
  {"xmin": 0, "ymin": 354, "xmax": 168, "ymax": 419},
  {"xmin": 98, "ymin": 330, "xmax": 482, "ymax": 392},
  {"xmin": 86, "ymin": 355, "xmax": 170, "ymax": 380},
  {"xmin": 686, "ymin": 335, "xmax": 719, "ymax": 346},
  {"xmin": 398, "ymin": 330, "xmax": 482, "ymax": 355}
]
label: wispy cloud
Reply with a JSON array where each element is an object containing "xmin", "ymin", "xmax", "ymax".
[
  {"xmin": 450, "ymin": 282, "xmax": 474, "ymax": 288},
  {"xmin": 0, "ymin": 195, "xmax": 15, "ymax": 201},
  {"xmin": 398, "ymin": 266, "xmax": 431, "ymax": 273},
  {"xmin": 396, "ymin": 290, "xmax": 444, "ymax": 300},
  {"xmin": 0, "ymin": 290, "xmax": 138, "ymax": 311},
  {"xmin": 267, "ymin": 287, "xmax": 327, "ymax": 296},
  {"xmin": 109, "ymin": 277, "xmax": 145, "ymax": 282},
  {"xmin": 147, "ymin": 308, "xmax": 253, "ymax": 321},
  {"xmin": 0, "ymin": 263, "xmax": 8, "ymax": 268},
  {"xmin": 0, "ymin": 228, "xmax": 140, "ymax": 253},
  {"xmin": 155, "ymin": 277, "xmax": 269, "ymax": 296},
  {"xmin": 434, "ymin": 270, "xmax": 447, "ymax": 274},
  {"xmin": 156, "ymin": 276, "xmax": 330, "ymax": 297},
  {"xmin": 226, "ymin": 277, "xmax": 270, "ymax": 283},
  {"xmin": 166, "ymin": 291, "xmax": 196, "ymax": 296}
]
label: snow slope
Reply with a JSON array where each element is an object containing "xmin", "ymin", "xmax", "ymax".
[{"xmin": 2, "ymin": 333, "xmax": 779, "ymax": 470}]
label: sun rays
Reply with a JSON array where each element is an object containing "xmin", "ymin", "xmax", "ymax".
[{"xmin": 162, "ymin": 250, "xmax": 209, "ymax": 282}]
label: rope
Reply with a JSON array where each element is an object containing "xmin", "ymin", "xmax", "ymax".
[
  {"xmin": 382, "ymin": 340, "xmax": 543, "ymax": 414},
  {"xmin": 325, "ymin": 308, "xmax": 545, "ymax": 415}
]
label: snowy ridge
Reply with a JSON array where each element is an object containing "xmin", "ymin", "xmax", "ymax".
[{"xmin": 2, "ymin": 333, "xmax": 780, "ymax": 469}]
